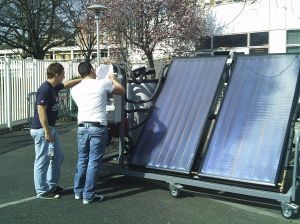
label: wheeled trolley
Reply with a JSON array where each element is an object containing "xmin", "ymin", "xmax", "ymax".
[{"xmin": 104, "ymin": 55, "xmax": 300, "ymax": 219}]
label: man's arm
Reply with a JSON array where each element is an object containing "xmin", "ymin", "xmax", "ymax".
[
  {"xmin": 37, "ymin": 105, "xmax": 54, "ymax": 142},
  {"xmin": 63, "ymin": 78, "xmax": 82, "ymax": 89},
  {"xmin": 108, "ymin": 74, "xmax": 125, "ymax": 95}
]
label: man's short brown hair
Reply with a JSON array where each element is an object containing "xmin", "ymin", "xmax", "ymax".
[{"xmin": 47, "ymin": 62, "xmax": 64, "ymax": 79}]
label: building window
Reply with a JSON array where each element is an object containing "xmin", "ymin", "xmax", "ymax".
[
  {"xmin": 197, "ymin": 32, "xmax": 269, "ymax": 54},
  {"xmin": 286, "ymin": 47, "xmax": 300, "ymax": 53},
  {"xmin": 287, "ymin": 30, "xmax": 300, "ymax": 45},
  {"xmin": 214, "ymin": 51, "xmax": 230, "ymax": 55},
  {"xmin": 197, "ymin": 37, "xmax": 211, "ymax": 50},
  {"xmin": 101, "ymin": 49, "xmax": 108, "ymax": 58},
  {"xmin": 213, "ymin": 34, "xmax": 247, "ymax": 48},
  {"xmin": 203, "ymin": 0, "xmax": 250, "ymax": 5},
  {"xmin": 286, "ymin": 30, "xmax": 300, "ymax": 53},
  {"xmin": 249, "ymin": 48, "xmax": 268, "ymax": 54},
  {"xmin": 250, "ymin": 32, "xmax": 269, "ymax": 46}
]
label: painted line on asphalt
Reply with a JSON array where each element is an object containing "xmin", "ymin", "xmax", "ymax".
[
  {"xmin": 211, "ymin": 198, "xmax": 283, "ymax": 220},
  {"xmin": 0, "ymin": 186, "xmax": 74, "ymax": 209},
  {"xmin": 0, "ymin": 196, "xmax": 36, "ymax": 209},
  {"xmin": 182, "ymin": 188, "xmax": 283, "ymax": 220}
]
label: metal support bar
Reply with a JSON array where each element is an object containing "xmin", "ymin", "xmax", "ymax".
[
  {"xmin": 68, "ymin": 61, "xmax": 73, "ymax": 113},
  {"xmin": 116, "ymin": 65, "xmax": 126, "ymax": 164},
  {"xmin": 280, "ymin": 107, "xmax": 298, "ymax": 192},
  {"xmin": 96, "ymin": 13, "xmax": 100, "ymax": 67},
  {"xmin": 102, "ymin": 163, "xmax": 293, "ymax": 203},
  {"xmin": 292, "ymin": 135, "xmax": 300, "ymax": 201},
  {"xmin": 210, "ymin": 36, "xmax": 214, "ymax": 56}
]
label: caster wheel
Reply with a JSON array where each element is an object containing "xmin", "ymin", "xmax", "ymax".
[
  {"xmin": 281, "ymin": 202, "xmax": 297, "ymax": 219},
  {"xmin": 169, "ymin": 183, "xmax": 182, "ymax": 198},
  {"xmin": 281, "ymin": 207, "xmax": 296, "ymax": 219},
  {"xmin": 170, "ymin": 188, "xmax": 180, "ymax": 198}
]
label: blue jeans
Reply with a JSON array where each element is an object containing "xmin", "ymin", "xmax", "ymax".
[
  {"xmin": 74, "ymin": 126, "xmax": 108, "ymax": 200},
  {"xmin": 30, "ymin": 127, "xmax": 64, "ymax": 196}
]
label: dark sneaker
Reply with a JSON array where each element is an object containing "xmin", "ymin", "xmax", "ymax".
[
  {"xmin": 51, "ymin": 186, "xmax": 64, "ymax": 194},
  {"xmin": 37, "ymin": 191, "xmax": 60, "ymax": 200},
  {"xmin": 83, "ymin": 194, "xmax": 104, "ymax": 204}
]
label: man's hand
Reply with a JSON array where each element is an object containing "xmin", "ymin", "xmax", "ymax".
[
  {"xmin": 107, "ymin": 73, "xmax": 117, "ymax": 81},
  {"xmin": 44, "ymin": 130, "xmax": 54, "ymax": 142}
]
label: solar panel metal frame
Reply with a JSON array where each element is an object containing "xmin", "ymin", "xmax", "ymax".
[
  {"xmin": 198, "ymin": 54, "xmax": 300, "ymax": 186},
  {"xmin": 129, "ymin": 56, "xmax": 228, "ymax": 174}
]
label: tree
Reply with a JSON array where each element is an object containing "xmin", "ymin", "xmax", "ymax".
[
  {"xmin": 65, "ymin": 0, "xmax": 96, "ymax": 61},
  {"xmin": 0, "ymin": 0, "xmax": 79, "ymax": 59},
  {"xmin": 95, "ymin": 0, "xmax": 207, "ymax": 68},
  {"xmin": 75, "ymin": 15, "xmax": 97, "ymax": 61}
]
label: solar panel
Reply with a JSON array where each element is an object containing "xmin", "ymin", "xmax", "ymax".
[
  {"xmin": 130, "ymin": 57, "xmax": 227, "ymax": 173},
  {"xmin": 199, "ymin": 54, "xmax": 300, "ymax": 186}
]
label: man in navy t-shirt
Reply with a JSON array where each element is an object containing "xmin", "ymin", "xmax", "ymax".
[
  {"xmin": 31, "ymin": 82, "xmax": 64, "ymax": 129},
  {"xmin": 30, "ymin": 62, "xmax": 81, "ymax": 199}
]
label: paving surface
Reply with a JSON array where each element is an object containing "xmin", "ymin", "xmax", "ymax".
[{"xmin": 0, "ymin": 121, "xmax": 300, "ymax": 224}]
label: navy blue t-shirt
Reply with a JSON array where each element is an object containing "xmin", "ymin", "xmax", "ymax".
[{"xmin": 31, "ymin": 81, "xmax": 64, "ymax": 129}]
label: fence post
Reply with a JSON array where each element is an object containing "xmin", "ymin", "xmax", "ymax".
[
  {"xmin": 5, "ymin": 58, "xmax": 12, "ymax": 130},
  {"xmin": 68, "ymin": 61, "xmax": 73, "ymax": 115},
  {"xmin": 32, "ymin": 59, "xmax": 39, "ymax": 92},
  {"xmin": 33, "ymin": 59, "xmax": 38, "ymax": 91}
]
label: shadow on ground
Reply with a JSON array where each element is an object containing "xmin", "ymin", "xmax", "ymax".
[
  {"xmin": 0, "ymin": 120, "xmax": 77, "ymax": 154},
  {"xmin": 60, "ymin": 175, "xmax": 169, "ymax": 201}
]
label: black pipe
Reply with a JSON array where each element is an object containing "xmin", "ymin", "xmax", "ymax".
[{"xmin": 126, "ymin": 64, "xmax": 169, "ymax": 104}]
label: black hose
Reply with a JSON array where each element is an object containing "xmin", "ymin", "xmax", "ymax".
[
  {"xmin": 124, "ymin": 135, "xmax": 133, "ymax": 153},
  {"xmin": 118, "ymin": 62, "xmax": 148, "ymax": 85},
  {"xmin": 125, "ymin": 107, "xmax": 153, "ymax": 113},
  {"xmin": 127, "ymin": 106, "xmax": 154, "ymax": 131},
  {"xmin": 126, "ymin": 64, "xmax": 169, "ymax": 104}
]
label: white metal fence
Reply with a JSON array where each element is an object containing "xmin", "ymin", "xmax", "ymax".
[
  {"xmin": 0, "ymin": 58, "xmax": 162, "ymax": 130},
  {"xmin": 0, "ymin": 58, "xmax": 81, "ymax": 130}
]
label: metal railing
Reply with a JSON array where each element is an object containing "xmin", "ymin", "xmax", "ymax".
[
  {"xmin": 0, "ymin": 58, "xmax": 157, "ymax": 130},
  {"xmin": 0, "ymin": 58, "xmax": 80, "ymax": 130}
]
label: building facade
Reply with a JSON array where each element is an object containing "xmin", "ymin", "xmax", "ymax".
[
  {"xmin": 198, "ymin": 0, "xmax": 300, "ymax": 55},
  {"xmin": 0, "ymin": 45, "xmax": 114, "ymax": 62},
  {"xmin": 1, "ymin": 1, "xmax": 299, "ymax": 60}
]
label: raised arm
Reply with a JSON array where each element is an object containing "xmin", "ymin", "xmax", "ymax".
[
  {"xmin": 107, "ymin": 74, "xmax": 125, "ymax": 95},
  {"xmin": 63, "ymin": 78, "xmax": 82, "ymax": 89}
]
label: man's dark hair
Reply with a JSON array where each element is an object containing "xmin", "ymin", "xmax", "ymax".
[
  {"xmin": 78, "ymin": 61, "xmax": 93, "ymax": 78},
  {"xmin": 47, "ymin": 62, "xmax": 64, "ymax": 79}
]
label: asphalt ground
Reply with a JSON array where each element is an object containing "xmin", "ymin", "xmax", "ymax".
[{"xmin": 1, "ymin": 121, "xmax": 300, "ymax": 224}]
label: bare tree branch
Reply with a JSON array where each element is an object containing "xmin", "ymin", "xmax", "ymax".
[
  {"xmin": 0, "ymin": 0, "xmax": 79, "ymax": 59},
  {"xmin": 95, "ymin": 0, "xmax": 208, "ymax": 67}
]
